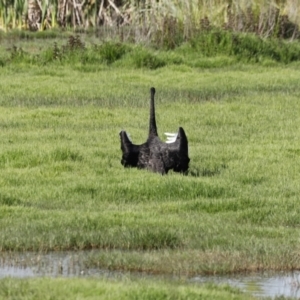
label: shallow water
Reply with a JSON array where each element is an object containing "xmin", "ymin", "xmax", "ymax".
[
  {"xmin": 190, "ymin": 272, "xmax": 300, "ymax": 299},
  {"xmin": 1, "ymin": 251, "xmax": 300, "ymax": 299},
  {"xmin": 0, "ymin": 251, "xmax": 114, "ymax": 278}
]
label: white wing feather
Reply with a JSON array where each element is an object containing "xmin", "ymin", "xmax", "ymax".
[{"xmin": 164, "ymin": 132, "xmax": 178, "ymax": 144}]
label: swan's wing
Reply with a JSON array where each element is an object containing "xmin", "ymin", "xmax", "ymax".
[
  {"xmin": 120, "ymin": 131, "xmax": 132, "ymax": 152},
  {"xmin": 119, "ymin": 130, "xmax": 141, "ymax": 168}
]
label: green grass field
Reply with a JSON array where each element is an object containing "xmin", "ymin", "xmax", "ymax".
[{"xmin": 1, "ymin": 33, "xmax": 300, "ymax": 299}]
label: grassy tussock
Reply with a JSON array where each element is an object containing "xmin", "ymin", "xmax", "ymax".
[{"xmin": 85, "ymin": 247, "xmax": 300, "ymax": 276}]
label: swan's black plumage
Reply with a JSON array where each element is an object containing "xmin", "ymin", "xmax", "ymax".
[{"xmin": 120, "ymin": 87, "xmax": 190, "ymax": 174}]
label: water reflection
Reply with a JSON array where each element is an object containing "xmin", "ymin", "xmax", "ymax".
[
  {"xmin": 190, "ymin": 272, "xmax": 300, "ymax": 299},
  {"xmin": 1, "ymin": 251, "xmax": 300, "ymax": 299},
  {"xmin": 0, "ymin": 251, "xmax": 115, "ymax": 278},
  {"xmin": 0, "ymin": 266, "xmax": 35, "ymax": 278}
]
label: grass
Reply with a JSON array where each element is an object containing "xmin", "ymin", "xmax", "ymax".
[
  {"xmin": 0, "ymin": 277, "xmax": 254, "ymax": 300},
  {"xmin": 0, "ymin": 33, "xmax": 300, "ymax": 298},
  {"xmin": 0, "ymin": 61, "xmax": 300, "ymax": 271}
]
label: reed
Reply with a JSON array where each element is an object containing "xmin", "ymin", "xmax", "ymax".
[{"xmin": 0, "ymin": 0, "xmax": 299, "ymax": 43}]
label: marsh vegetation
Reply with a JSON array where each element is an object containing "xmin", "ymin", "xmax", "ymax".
[{"xmin": 1, "ymin": 0, "xmax": 300, "ymax": 43}]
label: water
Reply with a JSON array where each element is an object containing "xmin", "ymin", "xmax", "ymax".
[
  {"xmin": 190, "ymin": 272, "xmax": 300, "ymax": 299},
  {"xmin": 0, "ymin": 251, "xmax": 115, "ymax": 278},
  {"xmin": 1, "ymin": 251, "xmax": 300, "ymax": 299}
]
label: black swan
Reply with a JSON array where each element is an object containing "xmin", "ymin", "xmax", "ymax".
[{"xmin": 120, "ymin": 87, "xmax": 190, "ymax": 174}]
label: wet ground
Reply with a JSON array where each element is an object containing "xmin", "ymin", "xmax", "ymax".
[{"xmin": 0, "ymin": 251, "xmax": 299, "ymax": 299}]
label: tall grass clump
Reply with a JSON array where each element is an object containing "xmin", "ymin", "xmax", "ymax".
[
  {"xmin": 2, "ymin": 30, "xmax": 300, "ymax": 69},
  {"xmin": 131, "ymin": 47, "xmax": 166, "ymax": 69},
  {"xmin": 92, "ymin": 41, "xmax": 129, "ymax": 64},
  {"xmin": 189, "ymin": 29, "xmax": 300, "ymax": 63},
  {"xmin": 31, "ymin": 36, "xmax": 129, "ymax": 66}
]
